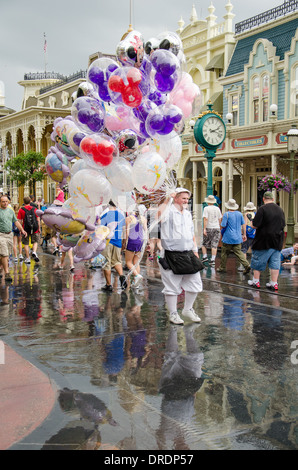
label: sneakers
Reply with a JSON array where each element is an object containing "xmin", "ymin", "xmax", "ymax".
[
  {"xmin": 14, "ymin": 257, "xmax": 18, "ymax": 263},
  {"xmin": 52, "ymin": 248, "xmax": 59, "ymax": 256},
  {"xmin": 120, "ymin": 275, "xmax": 127, "ymax": 289},
  {"xmin": 169, "ymin": 311, "xmax": 184, "ymax": 325},
  {"xmin": 70, "ymin": 266, "xmax": 75, "ymax": 272},
  {"xmin": 209, "ymin": 260, "xmax": 216, "ymax": 267},
  {"xmin": 24, "ymin": 258, "xmax": 31, "ymax": 264},
  {"xmin": 266, "ymin": 282, "xmax": 278, "ymax": 291},
  {"xmin": 101, "ymin": 284, "xmax": 113, "ymax": 292},
  {"xmin": 19, "ymin": 254, "xmax": 23, "ymax": 261},
  {"xmin": 182, "ymin": 308, "xmax": 201, "ymax": 322},
  {"xmin": 202, "ymin": 257, "xmax": 209, "ymax": 266},
  {"xmin": 32, "ymin": 252, "xmax": 39, "ymax": 262},
  {"xmin": 248, "ymin": 280, "xmax": 260, "ymax": 289},
  {"xmin": 133, "ymin": 273, "xmax": 143, "ymax": 287}
]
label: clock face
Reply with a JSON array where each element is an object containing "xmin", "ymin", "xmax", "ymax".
[{"xmin": 202, "ymin": 116, "xmax": 225, "ymax": 147}]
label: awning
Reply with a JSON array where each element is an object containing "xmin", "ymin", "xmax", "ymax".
[
  {"xmin": 200, "ymin": 92, "xmax": 223, "ymax": 115},
  {"xmin": 205, "ymin": 53, "xmax": 224, "ymax": 71}
]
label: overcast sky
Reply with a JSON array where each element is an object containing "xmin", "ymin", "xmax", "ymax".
[{"xmin": 0, "ymin": 0, "xmax": 284, "ymax": 111}]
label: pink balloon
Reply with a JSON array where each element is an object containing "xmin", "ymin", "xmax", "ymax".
[{"xmin": 174, "ymin": 98, "xmax": 192, "ymax": 118}]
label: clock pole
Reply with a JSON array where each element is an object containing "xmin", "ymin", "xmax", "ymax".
[
  {"xmin": 205, "ymin": 149, "xmax": 216, "ymax": 196},
  {"xmin": 193, "ymin": 101, "xmax": 226, "ymax": 199}
]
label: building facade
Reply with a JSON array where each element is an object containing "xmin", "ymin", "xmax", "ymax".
[{"xmin": 177, "ymin": 1, "xmax": 298, "ymax": 238}]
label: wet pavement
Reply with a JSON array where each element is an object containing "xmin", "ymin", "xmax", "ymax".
[{"xmin": 0, "ymin": 248, "xmax": 298, "ymax": 450}]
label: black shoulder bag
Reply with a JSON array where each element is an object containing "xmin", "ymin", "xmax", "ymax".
[{"xmin": 164, "ymin": 250, "xmax": 204, "ymax": 275}]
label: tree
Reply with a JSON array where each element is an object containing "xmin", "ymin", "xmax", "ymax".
[{"xmin": 4, "ymin": 151, "xmax": 46, "ymax": 198}]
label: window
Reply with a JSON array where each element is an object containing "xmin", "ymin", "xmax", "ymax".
[
  {"xmin": 262, "ymin": 75, "xmax": 269, "ymax": 122},
  {"xmin": 252, "ymin": 74, "xmax": 269, "ymax": 123},
  {"xmin": 253, "ymin": 76, "xmax": 259, "ymax": 123},
  {"xmin": 231, "ymin": 94, "xmax": 238, "ymax": 126},
  {"xmin": 295, "ymin": 66, "xmax": 298, "ymax": 117}
]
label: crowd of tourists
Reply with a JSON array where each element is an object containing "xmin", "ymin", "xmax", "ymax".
[{"xmin": 0, "ymin": 187, "xmax": 297, "ymax": 326}]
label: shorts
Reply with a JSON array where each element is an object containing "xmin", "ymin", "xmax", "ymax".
[
  {"xmin": 203, "ymin": 228, "xmax": 221, "ymax": 249},
  {"xmin": 126, "ymin": 238, "xmax": 143, "ymax": 253},
  {"xmin": 251, "ymin": 248, "xmax": 281, "ymax": 272},
  {"xmin": 22, "ymin": 232, "xmax": 39, "ymax": 245},
  {"xmin": 101, "ymin": 243, "xmax": 122, "ymax": 271},
  {"xmin": 0, "ymin": 233, "xmax": 13, "ymax": 257},
  {"xmin": 159, "ymin": 263, "xmax": 203, "ymax": 296}
]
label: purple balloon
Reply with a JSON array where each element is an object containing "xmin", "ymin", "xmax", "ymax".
[
  {"xmin": 167, "ymin": 107, "xmax": 182, "ymax": 124},
  {"xmin": 155, "ymin": 72, "xmax": 175, "ymax": 93},
  {"xmin": 88, "ymin": 114, "xmax": 104, "ymax": 132},
  {"xmin": 88, "ymin": 67, "xmax": 104, "ymax": 85},
  {"xmin": 78, "ymin": 109, "xmax": 90, "ymax": 124},
  {"xmin": 159, "ymin": 117, "xmax": 174, "ymax": 135},
  {"xmin": 107, "ymin": 64, "xmax": 118, "ymax": 76},
  {"xmin": 73, "ymin": 132, "xmax": 85, "ymax": 147},
  {"xmin": 148, "ymin": 89, "xmax": 166, "ymax": 106},
  {"xmin": 139, "ymin": 121, "xmax": 150, "ymax": 138},
  {"xmin": 98, "ymin": 83, "xmax": 111, "ymax": 102},
  {"xmin": 149, "ymin": 114, "xmax": 164, "ymax": 131}
]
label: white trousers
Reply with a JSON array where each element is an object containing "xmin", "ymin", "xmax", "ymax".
[{"xmin": 159, "ymin": 264, "xmax": 203, "ymax": 296}]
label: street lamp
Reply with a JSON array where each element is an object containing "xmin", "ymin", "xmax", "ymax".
[
  {"xmin": 270, "ymin": 103, "xmax": 278, "ymax": 116},
  {"xmin": 226, "ymin": 112, "xmax": 233, "ymax": 124},
  {"xmin": 286, "ymin": 124, "xmax": 298, "ymax": 247}
]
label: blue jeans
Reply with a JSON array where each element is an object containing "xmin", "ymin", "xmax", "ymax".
[{"xmin": 251, "ymin": 249, "xmax": 281, "ymax": 271}]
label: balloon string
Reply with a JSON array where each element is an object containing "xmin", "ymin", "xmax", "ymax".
[{"xmin": 124, "ymin": 195, "xmax": 173, "ymax": 282}]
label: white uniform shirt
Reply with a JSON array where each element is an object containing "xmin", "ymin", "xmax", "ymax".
[
  {"xmin": 160, "ymin": 204, "xmax": 194, "ymax": 251},
  {"xmin": 202, "ymin": 205, "xmax": 222, "ymax": 229}
]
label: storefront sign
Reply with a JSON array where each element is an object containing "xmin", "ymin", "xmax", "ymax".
[
  {"xmin": 276, "ymin": 133, "xmax": 288, "ymax": 144},
  {"xmin": 231, "ymin": 136, "xmax": 267, "ymax": 148}
]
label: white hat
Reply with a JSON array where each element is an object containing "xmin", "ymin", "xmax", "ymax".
[
  {"xmin": 204, "ymin": 195, "xmax": 217, "ymax": 204},
  {"xmin": 225, "ymin": 198, "xmax": 239, "ymax": 210},
  {"xmin": 175, "ymin": 187, "xmax": 191, "ymax": 196},
  {"xmin": 244, "ymin": 202, "xmax": 256, "ymax": 211}
]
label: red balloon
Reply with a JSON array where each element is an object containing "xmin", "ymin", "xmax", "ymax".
[
  {"xmin": 108, "ymin": 68, "xmax": 143, "ymax": 108},
  {"xmin": 92, "ymin": 141, "xmax": 114, "ymax": 166}
]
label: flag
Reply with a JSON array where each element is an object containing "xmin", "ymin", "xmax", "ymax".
[{"xmin": 44, "ymin": 33, "xmax": 47, "ymax": 53}]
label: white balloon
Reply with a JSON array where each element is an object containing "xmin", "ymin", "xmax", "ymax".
[
  {"xmin": 132, "ymin": 152, "xmax": 167, "ymax": 195},
  {"xmin": 158, "ymin": 133, "xmax": 182, "ymax": 168},
  {"xmin": 69, "ymin": 169, "xmax": 112, "ymax": 207},
  {"xmin": 104, "ymin": 157, "xmax": 134, "ymax": 192}
]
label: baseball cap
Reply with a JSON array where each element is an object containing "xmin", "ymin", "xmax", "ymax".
[{"xmin": 175, "ymin": 187, "xmax": 191, "ymax": 196}]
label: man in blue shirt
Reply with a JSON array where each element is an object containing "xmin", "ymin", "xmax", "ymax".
[
  {"xmin": 100, "ymin": 200, "xmax": 127, "ymax": 291},
  {"xmin": 217, "ymin": 198, "xmax": 250, "ymax": 274}
]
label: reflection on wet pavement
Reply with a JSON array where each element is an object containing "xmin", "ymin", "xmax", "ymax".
[{"xmin": 1, "ymin": 252, "xmax": 298, "ymax": 450}]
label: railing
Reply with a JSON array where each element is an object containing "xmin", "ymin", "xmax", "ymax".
[
  {"xmin": 39, "ymin": 70, "xmax": 87, "ymax": 94},
  {"xmin": 23, "ymin": 70, "xmax": 87, "ymax": 95},
  {"xmin": 24, "ymin": 72, "xmax": 65, "ymax": 81},
  {"xmin": 235, "ymin": 0, "xmax": 298, "ymax": 34}
]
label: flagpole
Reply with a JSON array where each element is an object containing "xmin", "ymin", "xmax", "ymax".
[{"xmin": 44, "ymin": 33, "xmax": 47, "ymax": 74}]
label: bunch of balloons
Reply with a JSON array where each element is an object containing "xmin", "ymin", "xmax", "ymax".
[{"xmin": 40, "ymin": 29, "xmax": 201, "ymax": 262}]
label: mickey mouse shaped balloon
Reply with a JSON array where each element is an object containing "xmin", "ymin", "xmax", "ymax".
[
  {"xmin": 87, "ymin": 58, "xmax": 119, "ymax": 102},
  {"xmin": 116, "ymin": 30, "xmax": 145, "ymax": 68},
  {"xmin": 108, "ymin": 67, "xmax": 144, "ymax": 108}
]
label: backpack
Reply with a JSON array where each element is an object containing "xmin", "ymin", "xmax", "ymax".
[
  {"xmin": 23, "ymin": 206, "xmax": 38, "ymax": 234},
  {"xmin": 246, "ymin": 212, "xmax": 256, "ymax": 239}
]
